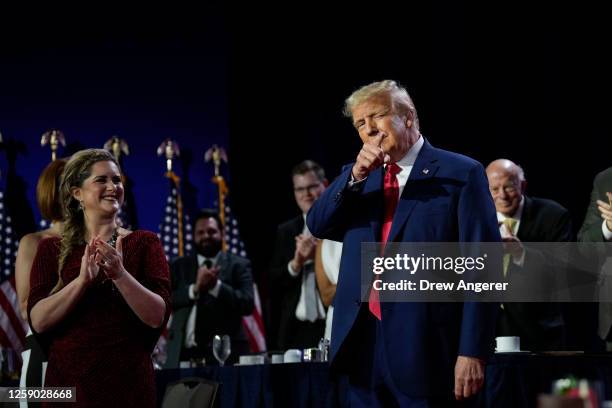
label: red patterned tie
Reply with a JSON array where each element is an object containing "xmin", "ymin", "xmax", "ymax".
[{"xmin": 369, "ymin": 163, "xmax": 401, "ymax": 320}]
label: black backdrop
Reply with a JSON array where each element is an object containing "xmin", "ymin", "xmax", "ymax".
[
  {"xmin": 1, "ymin": 5, "xmax": 610, "ymax": 303},
  {"xmin": 226, "ymin": 5, "xmax": 611, "ymax": 288}
]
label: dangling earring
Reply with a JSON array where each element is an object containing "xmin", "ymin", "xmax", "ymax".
[{"xmin": 79, "ymin": 200, "xmax": 84, "ymax": 211}]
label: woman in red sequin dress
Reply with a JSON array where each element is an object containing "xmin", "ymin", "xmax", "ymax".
[{"xmin": 28, "ymin": 149, "xmax": 171, "ymax": 407}]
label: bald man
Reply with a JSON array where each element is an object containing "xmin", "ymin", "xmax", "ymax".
[{"xmin": 486, "ymin": 159, "xmax": 573, "ymax": 350}]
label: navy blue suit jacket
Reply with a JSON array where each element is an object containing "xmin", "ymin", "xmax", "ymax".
[{"xmin": 306, "ymin": 139, "xmax": 500, "ymax": 397}]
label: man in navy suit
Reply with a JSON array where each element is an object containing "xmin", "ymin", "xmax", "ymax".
[{"xmin": 307, "ymin": 80, "xmax": 500, "ymax": 406}]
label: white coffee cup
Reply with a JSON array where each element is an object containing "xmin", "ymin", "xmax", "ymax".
[
  {"xmin": 495, "ymin": 336, "xmax": 520, "ymax": 352},
  {"xmin": 283, "ymin": 349, "xmax": 302, "ymax": 363}
]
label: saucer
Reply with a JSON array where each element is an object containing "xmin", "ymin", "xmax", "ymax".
[{"xmin": 494, "ymin": 350, "xmax": 530, "ymax": 354}]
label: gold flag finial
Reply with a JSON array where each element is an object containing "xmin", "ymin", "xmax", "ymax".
[
  {"xmin": 104, "ymin": 136, "xmax": 130, "ymax": 162},
  {"xmin": 156, "ymin": 139, "xmax": 180, "ymax": 173},
  {"xmin": 41, "ymin": 129, "xmax": 66, "ymax": 161},
  {"xmin": 204, "ymin": 145, "xmax": 228, "ymax": 177}
]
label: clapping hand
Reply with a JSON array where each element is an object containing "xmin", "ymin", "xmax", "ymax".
[
  {"xmin": 93, "ymin": 235, "xmax": 126, "ymax": 281},
  {"xmin": 79, "ymin": 238, "xmax": 101, "ymax": 286},
  {"xmin": 195, "ymin": 264, "xmax": 220, "ymax": 293},
  {"xmin": 500, "ymin": 222, "xmax": 524, "ymax": 260},
  {"xmin": 291, "ymin": 234, "xmax": 317, "ymax": 271},
  {"xmin": 596, "ymin": 192, "xmax": 612, "ymax": 232}
]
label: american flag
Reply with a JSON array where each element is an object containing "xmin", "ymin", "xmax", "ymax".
[
  {"xmin": 0, "ymin": 190, "xmax": 27, "ymax": 360},
  {"xmin": 223, "ymin": 204, "xmax": 266, "ymax": 352},
  {"xmin": 158, "ymin": 175, "xmax": 193, "ymax": 261},
  {"xmin": 116, "ymin": 199, "xmax": 134, "ymax": 230},
  {"xmin": 154, "ymin": 174, "xmax": 193, "ymax": 366}
]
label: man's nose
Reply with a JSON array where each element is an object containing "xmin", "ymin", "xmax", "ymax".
[{"xmin": 364, "ymin": 119, "xmax": 378, "ymax": 136}]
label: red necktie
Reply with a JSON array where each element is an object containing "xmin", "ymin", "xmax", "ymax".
[{"xmin": 369, "ymin": 163, "xmax": 401, "ymax": 320}]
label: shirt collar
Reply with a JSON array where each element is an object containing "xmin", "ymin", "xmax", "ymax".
[
  {"xmin": 301, "ymin": 213, "xmax": 311, "ymax": 236},
  {"xmin": 393, "ymin": 134, "xmax": 424, "ymax": 170},
  {"xmin": 197, "ymin": 252, "xmax": 220, "ymax": 266}
]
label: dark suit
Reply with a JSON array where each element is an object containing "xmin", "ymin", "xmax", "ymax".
[
  {"xmin": 497, "ymin": 196, "xmax": 573, "ymax": 351},
  {"xmin": 268, "ymin": 216, "xmax": 325, "ymax": 350},
  {"xmin": 578, "ymin": 167, "xmax": 612, "ymax": 344},
  {"xmin": 579, "ymin": 167, "xmax": 612, "ymax": 243},
  {"xmin": 165, "ymin": 251, "xmax": 254, "ymax": 368},
  {"xmin": 307, "ymin": 139, "xmax": 500, "ymax": 398}
]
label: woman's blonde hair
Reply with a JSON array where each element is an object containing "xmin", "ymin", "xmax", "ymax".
[{"xmin": 51, "ymin": 149, "xmax": 120, "ymax": 294}]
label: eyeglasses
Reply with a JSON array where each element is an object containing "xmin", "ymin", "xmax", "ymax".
[{"xmin": 294, "ymin": 183, "xmax": 322, "ymax": 195}]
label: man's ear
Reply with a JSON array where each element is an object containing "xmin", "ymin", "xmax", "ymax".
[
  {"xmin": 323, "ymin": 178, "xmax": 329, "ymax": 188},
  {"xmin": 405, "ymin": 111, "xmax": 414, "ymax": 129},
  {"xmin": 520, "ymin": 180, "xmax": 528, "ymax": 195}
]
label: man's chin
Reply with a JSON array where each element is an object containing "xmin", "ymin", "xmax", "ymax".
[
  {"xmin": 500, "ymin": 208, "xmax": 517, "ymax": 217},
  {"xmin": 299, "ymin": 203, "xmax": 313, "ymax": 213},
  {"xmin": 196, "ymin": 245, "xmax": 221, "ymax": 257}
]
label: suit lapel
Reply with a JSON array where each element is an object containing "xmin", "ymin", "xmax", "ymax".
[
  {"xmin": 187, "ymin": 255, "xmax": 199, "ymax": 283},
  {"xmin": 216, "ymin": 251, "xmax": 230, "ymax": 281},
  {"xmin": 387, "ymin": 140, "xmax": 439, "ymax": 243},
  {"xmin": 516, "ymin": 196, "xmax": 533, "ymax": 241},
  {"xmin": 294, "ymin": 215, "xmax": 305, "ymax": 236}
]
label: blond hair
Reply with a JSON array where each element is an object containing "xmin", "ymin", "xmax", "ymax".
[{"xmin": 343, "ymin": 80, "xmax": 420, "ymax": 130}]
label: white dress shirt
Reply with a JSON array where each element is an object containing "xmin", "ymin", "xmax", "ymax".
[
  {"xmin": 287, "ymin": 214, "xmax": 326, "ymax": 322},
  {"xmin": 602, "ymin": 220, "xmax": 612, "ymax": 241}
]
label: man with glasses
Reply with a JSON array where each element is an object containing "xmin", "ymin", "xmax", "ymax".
[{"xmin": 268, "ymin": 160, "xmax": 328, "ymax": 350}]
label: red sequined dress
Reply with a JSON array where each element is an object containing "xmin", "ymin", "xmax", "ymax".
[{"xmin": 28, "ymin": 231, "xmax": 171, "ymax": 407}]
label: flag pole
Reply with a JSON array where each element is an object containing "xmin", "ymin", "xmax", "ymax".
[
  {"xmin": 205, "ymin": 145, "xmax": 228, "ymax": 252},
  {"xmin": 104, "ymin": 136, "xmax": 131, "ymax": 227},
  {"xmin": 157, "ymin": 139, "xmax": 184, "ymax": 257}
]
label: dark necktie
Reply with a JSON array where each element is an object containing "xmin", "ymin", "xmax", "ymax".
[
  {"xmin": 369, "ymin": 163, "xmax": 401, "ymax": 320},
  {"xmin": 195, "ymin": 258, "xmax": 214, "ymax": 348}
]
